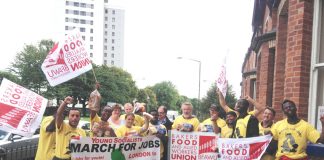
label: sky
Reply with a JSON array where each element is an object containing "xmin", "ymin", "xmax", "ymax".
[{"xmin": 0, "ymin": 0, "xmax": 254, "ymax": 99}]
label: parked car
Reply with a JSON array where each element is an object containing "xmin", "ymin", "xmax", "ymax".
[{"xmin": 0, "ymin": 129, "xmax": 39, "ymax": 160}]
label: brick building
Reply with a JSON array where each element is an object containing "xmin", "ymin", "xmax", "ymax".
[{"xmin": 241, "ymin": 0, "xmax": 324, "ymax": 130}]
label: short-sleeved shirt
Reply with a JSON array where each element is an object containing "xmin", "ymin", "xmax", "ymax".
[
  {"xmin": 35, "ymin": 116, "xmax": 56, "ymax": 160},
  {"xmin": 172, "ymin": 115, "xmax": 200, "ymax": 131},
  {"xmin": 221, "ymin": 125, "xmax": 234, "ymax": 138},
  {"xmin": 120, "ymin": 114, "xmax": 145, "ymax": 127},
  {"xmin": 200, "ymin": 118, "xmax": 226, "ymax": 132},
  {"xmin": 259, "ymin": 122, "xmax": 273, "ymax": 136},
  {"xmin": 55, "ymin": 122, "xmax": 86, "ymax": 159},
  {"xmin": 115, "ymin": 125, "xmax": 142, "ymax": 137},
  {"xmin": 271, "ymin": 119, "xmax": 320, "ymax": 159}
]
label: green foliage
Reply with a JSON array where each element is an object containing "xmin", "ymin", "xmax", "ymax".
[
  {"xmin": 0, "ymin": 71, "xmax": 20, "ymax": 84},
  {"xmin": 137, "ymin": 88, "xmax": 158, "ymax": 112},
  {"xmin": 150, "ymin": 81, "xmax": 180, "ymax": 110},
  {"xmin": 200, "ymin": 84, "xmax": 237, "ymax": 120}
]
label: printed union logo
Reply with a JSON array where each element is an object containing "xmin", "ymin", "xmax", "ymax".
[{"xmin": 198, "ymin": 136, "xmax": 217, "ymax": 154}]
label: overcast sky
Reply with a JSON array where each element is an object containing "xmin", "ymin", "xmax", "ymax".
[{"xmin": 0, "ymin": 0, "xmax": 254, "ymax": 99}]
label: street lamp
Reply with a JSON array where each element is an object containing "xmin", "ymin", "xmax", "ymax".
[{"xmin": 177, "ymin": 57, "xmax": 201, "ymax": 111}]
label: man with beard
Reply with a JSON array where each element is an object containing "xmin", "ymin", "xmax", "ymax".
[
  {"xmin": 146, "ymin": 109, "xmax": 167, "ymax": 160},
  {"xmin": 270, "ymin": 100, "xmax": 324, "ymax": 160},
  {"xmin": 172, "ymin": 102, "xmax": 200, "ymax": 132},
  {"xmin": 54, "ymin": 96, "xmax": 86, "ymax": 160},
  {"xmin": 90, "ymin": 105, "xmax": 116, "ymax": 137}
]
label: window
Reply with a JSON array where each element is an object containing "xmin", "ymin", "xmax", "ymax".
[
  {"xmin": 91, "ymin": 4, "xmax": 94, "ymax": 9},
  {"xmin": 111, "ymin": 46, "xmax": 114, "ymax": 51},
  {"xmin": 90, "ymin": 21, "xmax": 93, "ymax": 25},
  {"xmin": 90, "ymin": 45, "xmax": 93, "ymax": 49},
  {"xmin": 104, "ymin": 53, "xmax": 107, "ymax": 57},
  {"xmin": 73, "ymin": 2, "xmax": 79, "ymax": 7},
  {"xmin": 65, "ymin": 18, "xmax": 69, "ymax": 22},
  {"xmin": 104, "ymin": 0, "xmax": 108, "ymax": 3},
  {"xmin": 80, "ymin": 11, "xmax": 86, "ymax": 16},
  {"xmin": 74, "ymin": 10, "xmax": 79, "ymax": 15},
  {"xmin": 112, "ymin": 32, "xmax": 115, "ymax": 36},
  {"xmin": 104, "ymin": 46, "xmax": 107, "ymax": 50},
  {"xmin": 90, "ymin": 29, "xmax": 93, "ymax": 33},
  {"xmin": 66, "ymin": 1, "xmax": 69, "ymax": 5},
  {"xmin": 90, "ymin": 53, "xmax": 93, "ymax": 57},
  {"xmin": 105, "ymin": 9, "xmax": 108, "ymax": 14},
  {"xmin": 90, "ymin": 12, "xmax": 94, "ymax": 17},
  {"xmin": 73, "ymin": 19, "xmax": 79, "ymax": 23},
  {"xmin": 104, "ymin": 31, "xmax": 107, "ymax": 35},
  {"xmin": 105, "ymin": 17, "xmax": 108, "ymax": 21},
  {"xmin": 112, "ymin": 10, "xmax": 116, "ymax": 14},
  {"xmin": 104, "ymin": 60, "xmax": 107, "ymax": 64},
  {"xmin": 112, "ymin": 18, "xmax": 115, "ymax": 22},
  {"xmin": 82, "ymin": 36, "xmax": 85, "ymax": 40},
  {"xmin": 104, "ymin": 39, "xmax": 107, "ymax": 43},
  {"xmin": 80, "ymin": 3, "xmax": 86, "ymax": 8},
  {"xmin": 111, "ymin": 60, "xmax": 114, "ymax": 65},
  {"xmin": 65, "ymin": 9, "xmax": 69, "ymax": 14},
  {"xmin": 111, "ymin": 53, "xmax": 114, "ymax": 58},
  {"xmin": 105, "ymin": 24, "xmax": 108, "ymax": 28},
  {"xmin": 80, "ymin": 19, "xmax": 85, "ymax": 24},
  {"xmin": 80, "ymin": 28, "xmax": 86, "ymax": 32},
  {"xmin": 112, "ymin": 39, "xmax": 115, "ymax": 43},
  {"xmin": 90, "ymin": 37, "xmax": 93, "ymax": 41},
  {"xmin": 65, "ymin": 26, "xmax": 69, "ymax": 30},
  {"xmin": 112, "ymin": 25, "xmax": 115, "ymax": 29}
]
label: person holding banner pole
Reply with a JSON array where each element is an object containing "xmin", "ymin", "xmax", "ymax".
[
  {"xmin": 90, "ymin": 105, "xmax": 116, "ymax": 137},
  {"xmin": 172, "ymin": 102, "xmax": 200, "ymax": 132},
  {"xmin": 54, "ymin": 96, "xmax": 86, "ymax": 160},
  {"xmin": 270, "ymin": 99, "xmax": 324, "ymax": 160},
  {"xmin": 217, "ymin": 89, "xmax": 259, "ymax": 138}
]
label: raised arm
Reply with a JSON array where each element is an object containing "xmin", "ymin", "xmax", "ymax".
[
  {"xmin": 139, "ymin": 113, "xmax": 150, "ymax": 134},
  {"xmin": 56, "ymin": 96, "xmax": 73, "ymax": 129},
  {"xmin": 211, "ymin": 116, "xmax": 221, "ymax": 134},
  {"xmin": 217, "ymin": 88, "xmax": 231, "ymax": 113},
  {"xmin": 245, "ymin": 95, "xmax": 266, "ymax": 117}
]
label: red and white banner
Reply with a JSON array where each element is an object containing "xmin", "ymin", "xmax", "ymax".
[
  {"xmin": 0, "ymin": 78, "xmax": 48, "ymax": 137},
  {"xmin": 216, "ymin": 61, "xmax": 227, "ymax": 97},
  {"xmin": 71, "ymin": 136, "xmax": 160, "ymax": 160},
  {"xmin": 218, "ymin": 135, "xmax": 272, "ymax": 160},
  {"xmin": 169, "ymin": 131, "xmax": 219, "ymax": 160},
  {"xmin": 41, "ymin": 29, "xmax": 92, "ymax": 86}
]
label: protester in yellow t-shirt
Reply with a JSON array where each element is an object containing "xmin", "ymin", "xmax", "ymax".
[
  {"xmin": 219, "ymin": 111, "xmax": 237, "ymax": 138},
  {"xmin": 35, "ymin": 116, "xmax": 56, "ymax": 160},
  {"xmin": 115, "ymin": 112, "xmax": 150, "ymax": 137},
  {"xmin": 54, "ymin": 96, "xmax": 86, "ymax": 160},
  {"xmin": 90, "ymin": 105, "xmax": 116, "ymax": 137},
  {"xmin": 120, "ymin": 103, "xmax": 145, "ymax": 127},
  {"xmin": 172, "ymin": 102, "xmax": 200, "ymax": 132},
  {"xmin": 270, "ymin": 99, "xmax": 324, "ymax": 160},
  {"xmin": 199, "ymin": 104, "xmax": 226, "ymax": 133}
]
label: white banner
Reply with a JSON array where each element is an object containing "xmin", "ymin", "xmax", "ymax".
[
  {"xmin": 169, "ymin": 131, "xmax": 219, "ymax": 160},
  {"xmin": 71, "ymin": 136, "xmax": 160, "ymax": 160},
  {"xmin": 216, "ymin": 63, "xmax": 227, "ymax": 98},
  {"xmin": 0, "ymin": 78, "xmax": 48, "ymax": 137},
  {"xmin": 41, "ymin": 29, "xmax": 92, "ymax": 86},
  {"xmin": 218, "ymin": 135, "xmax": 272, "ymax": 160}
]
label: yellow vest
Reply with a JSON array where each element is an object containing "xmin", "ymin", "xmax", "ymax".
[
  {"xmin": 233, "ymin": 115, "xmax": 251, "ymax": 138},
  {"xmin": 221, "ymin": 125, "xmax": 233, "ymax": 138}
]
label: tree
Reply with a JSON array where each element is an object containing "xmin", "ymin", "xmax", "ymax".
[
  {"xmin": 201, "ymin": 84, "xmax": 237, "ymax": 120},
  {"xmin": 137, "ymin": 88, "xmax": 158, "ymax": 112},
  {"xmin": 10, "ymin": 40, "xmax": 54, "ymax": 94},
  {"xmin": 0, "ymin": 71, "xmax": 21, "ymax": 84},
  {"xmin": 150, "ymin": 81, "xmax": 180, "ymax": 110}
]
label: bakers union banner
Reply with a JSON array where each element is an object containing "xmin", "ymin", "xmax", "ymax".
[{"xmin": 41, "ymin": 29, "xmax": 92, "ymax": 86}]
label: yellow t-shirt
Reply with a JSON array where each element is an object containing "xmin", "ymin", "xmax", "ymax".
[
  {"xmin": 35, "ymin": 116, "xmax": 56, "ymax": 160},
  {"xmin": 55, "ymin": 122, "xmax": 86, "ymax": 159},
  {"xmin": 200, "ymin": 118, "xmax": 226, "ymax": 132},
  {"xmin": 220, "ymin": 125, "xmax": 234, "ymax": 138},
  {"xmin": 115, "ymin": 125, "xmax": 142, "ymax": 137},
  {"xmin": 120, "ymin": 114, "xmax": 145, "ymax": 126},
  {"xmin": 233, "ymin": 115, "xmax": 251, "ymax": 138},
  {"xmin": 271, "ymin": 119, "xmax": 320, "ymax": 159},
  {"xmin": 259, "ymin": 122, "xmax": 273, "ymax": 136},
  {"xmin": 172, "ymin": 115, "xmax": 200, "ymax": 131}
]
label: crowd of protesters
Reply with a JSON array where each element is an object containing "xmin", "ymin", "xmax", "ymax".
[{"xmin": 34, "ymin": 84, "xmax": 324, "ymax": 160}]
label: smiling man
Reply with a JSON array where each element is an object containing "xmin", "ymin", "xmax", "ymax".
[
  {"xmin": 172, "ymin": 102, "xmax": 200, "ymax": 132},
  {"xmin": 90, "ymin": 105, "xmax": 116, "ymax": 137},
  {"xmin": 270, "ymin": 100, "xmax": 324, "ymax": 160}
]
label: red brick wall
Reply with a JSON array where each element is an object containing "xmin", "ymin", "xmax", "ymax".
[{"xmin": 284, "ymin": 0, "xmax": 313, "ymax": 120}]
